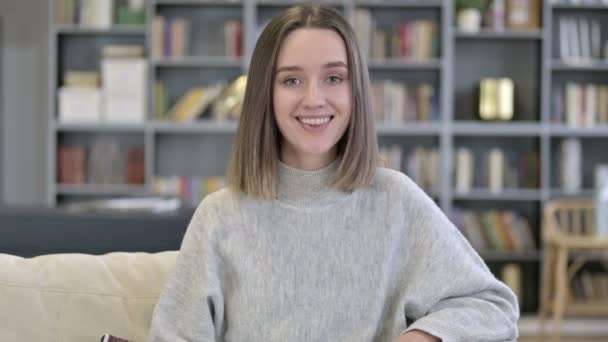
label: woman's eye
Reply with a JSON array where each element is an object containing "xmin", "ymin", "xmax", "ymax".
[
  {"xmin": 327, "ymin": 75, "xmax": 343, "ymax": 84},
  {"xmin": 283, "ymin": 78, "xmax": 301, "ymax": 86}
]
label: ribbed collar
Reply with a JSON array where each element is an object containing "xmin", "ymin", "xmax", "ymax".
[{"xmin": 277, "ymin": 158, "xmax": 351, "ymax": 208}]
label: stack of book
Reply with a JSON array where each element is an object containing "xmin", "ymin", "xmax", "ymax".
[
  {"xmin": 58, "ymin": 71, "xmax": 103, "ymax": 124},
  {"xmin": 454, "ymin": 147, "xmax": 539, "ymax": 194},
  {"xmin": 571, "ymin": 271, "xmax": 608, "ymax": 303},
  {"xmin": 558, "ymin": 16, "xmax": 605, "ymax": 64},
  {"xmin": 55, "ymin": 0, "xmax": 112, "ymax": 28},
  {"xmin": 152, "ymin": 16, "xmax": 242, "ymax": 58},
  {"xmin": 101, "ymin": 45, "xmax": 147, "ymax": 123},
  {"xmin": 156, "ymin": 82, "xmax": 224, "ymax": 122},
  {"xmin": 55, "ymin": 0, "xmax": 146, "ymax": 27},
  {"xmin": 380, "ymin": 145, "xmax": 440, "ymax": 193},
  {"xmin": 57, "ymin": 141, "xmax": 145, "ymax": 185},
  {"xmin": 152, "ymin": 16, "xmax": 190, "ymax": 58},
  {"xmin": 484, "ymin": 0, "xmax": 541, "ymax": 32},
  {"xmin": 153, "ymin": 176, "xmax": 226, "ymax": 208},
  {"xmin": 351, "ymin": 9, "xmax": 438, "ymax": 61},
  {"xmin": 552, "ymin": 82, "xmax": 608, "ymax": 126},
  {"xmin": 450, "ymin": 208, "xmax": 536, "ymax": 252},
  {"xmin": 371, "ymin": 82, "xmax": 439, "ymax": 123},
  {"xmin": 156, "ymin": 75, "xmax": 246, "ymax": 122}
]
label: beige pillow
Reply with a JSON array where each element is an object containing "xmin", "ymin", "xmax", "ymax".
[{"xmin": 0, "ymin": 251, "xmax": 177, "ymax": 342}]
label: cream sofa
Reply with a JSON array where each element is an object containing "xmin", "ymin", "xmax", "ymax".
[{"xmin": 0, "ymin": 251, "xmax": 178, "ymax": 342}]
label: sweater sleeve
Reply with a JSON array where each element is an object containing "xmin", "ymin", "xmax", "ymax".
[
  {"xmin": 148, "ymin": 200, "xmax": 225, "ymax": 342},
  {"xmin": 400, "ymin": 181, "xmax": 519, "ymax": 341}
]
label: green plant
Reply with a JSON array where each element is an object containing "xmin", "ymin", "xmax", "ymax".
[{"xmin": 456, "ymin": 0, "xmax": 487, "ymax": 11}]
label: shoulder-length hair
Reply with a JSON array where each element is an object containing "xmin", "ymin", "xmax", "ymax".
[{"xmin": 227, "ymin": 4, "xmax": 379, "ymax": 199}]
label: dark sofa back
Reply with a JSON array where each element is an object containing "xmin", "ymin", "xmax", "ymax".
[{"xmin": 0, "ymin": 207, "xmax": 192, "ymax": 257}]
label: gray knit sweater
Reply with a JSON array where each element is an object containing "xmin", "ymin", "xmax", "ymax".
[{"xmin": 148, "ymin": 160, "xmax": 519, "ymax": 341}]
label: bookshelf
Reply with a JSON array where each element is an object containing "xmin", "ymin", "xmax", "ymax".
[{"xmin": 47, "ymin": 0, "xmax": 608, "ymax": 314}]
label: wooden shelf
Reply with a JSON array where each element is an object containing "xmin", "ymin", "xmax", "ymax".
[
  {"xmin": 453, "ymin": 189, "xmax": 542, "ymax": 201},
  {"xmin": 455, "ymin": 29, "xmax": 543, "ymax": 40},
  {"xmin": 55, "ymin": 25, "xmax": 146, "ymax": 35},
  {"xmin": 453, "ymin": 121, "xmax": 542, "ymax": 136}
]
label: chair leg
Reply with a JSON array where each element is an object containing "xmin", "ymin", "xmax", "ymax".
[
  {"xmin": 552, "ymin": 247, "xmax": 568, "ymax": 342},
  {"xmin": 539, "ymin": 245, "xmax": 556, "ymax": 341}
]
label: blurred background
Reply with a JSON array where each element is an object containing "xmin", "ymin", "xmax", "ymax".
[{"xmin": 1, "ymin": 0, "xmax": 608, "ymax": 340}]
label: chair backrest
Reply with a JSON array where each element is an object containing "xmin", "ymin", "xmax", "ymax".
[{"xmin": 543, "ymin": 198, "xmax": 596, "ymax": 242}]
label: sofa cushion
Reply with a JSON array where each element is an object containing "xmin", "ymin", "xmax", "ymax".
[{"xmin": 0, "ymin": 251, "xmax": 177, "ymax": 342}]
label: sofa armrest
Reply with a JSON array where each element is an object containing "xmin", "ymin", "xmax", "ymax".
[{"xmin": 0, "ymin": 251, "xmax": 177, "ymax": 342}]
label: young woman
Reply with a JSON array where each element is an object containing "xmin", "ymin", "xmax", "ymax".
[{"xmin": 149, "ymin": 5, "xmax": 518, "ymax": 342}]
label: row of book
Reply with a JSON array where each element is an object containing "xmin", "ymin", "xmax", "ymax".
[
  {"xmin": 558, "ymin": 16, "xmax": 606, "ymax": 64},
  {"xmin": 559, "ymin": 138, "xmax": 608, "ymax": 194},
  {"xmin": 551, "ymin": 0, "xmax": 608, "ymax": 5},
  {"xmin": 380, "ymin": 145, "xmax": 439, "ymax": 193},
  {"xmin": 152, "ymin": 176, "xmax": 226, "ymax": 208},
  {"xmin": 454, "ymin": 147, "xmax": 540, "ymax": 194},
  {"xmin": 152, "ymin": 16, "xmax": 242, "ymax": 58},
  {"xmin": 371, "ymin": 82, "xmax": 439, "ymax": 123},
  {"xmin": 55, "ymin": 0, "xmax": 145, "ymax": 27},
  {"xmin": 482, "ymin": 0, "xmax": 542, "ymax": 32},
  {"xmin": 351, "ymin": 9, "xmax": 438, "ymax": 61},
  {"xmin": 58, "ymin": 142, "xmax": 144, "ymax": 185},
  {"xmin": 155, "ymin": 75, "xmax": 247, "ymax": 122},
  {"xmin": 450, "ymin": 208, "xmax": 536, "ymax": 252},
  {"xmin": 552, "ymin": 82, "xmax": 608, "ymax": 127},
  {"xmin": 59, "ymin": 45, "xmax": 147, "ymax": 124},
  {"xmin": 571, "ymin": 271, "xmax": 608, "ymax": 303}
]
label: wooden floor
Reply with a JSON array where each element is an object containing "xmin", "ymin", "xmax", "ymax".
[
  {"xmin": 518, "ymin": 315, "xmax": 608, "ymax": 341},
  {"xmin": 520, "ymin": 338, "xmax": 607, "ymax": 342}
]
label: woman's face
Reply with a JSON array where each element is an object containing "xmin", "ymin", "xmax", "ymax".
[{"xmin": 273, "ymin": 28, "xmax": 352, "ymax": 170}]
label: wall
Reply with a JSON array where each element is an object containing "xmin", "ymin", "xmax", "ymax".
[{"xmin": 0, "ymin": 0, "xmax": 48, "ymax": 205}]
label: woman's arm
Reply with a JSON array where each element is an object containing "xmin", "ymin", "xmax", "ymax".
[
  {"xmin": 395, "ymin": 329, "xmax": 440, "ymax": 342},
  {"xmin": 148, "ymin": 201, "xmax": 224, "ymax": 341},
  {"xmin": 397, "ymin": 178, "xmax": 519, "ymax": 341}
]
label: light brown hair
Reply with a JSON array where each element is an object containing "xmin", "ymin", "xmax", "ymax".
[{"xmin": 227, "ymin": 4, "xmax": 379, "ymax": 199}]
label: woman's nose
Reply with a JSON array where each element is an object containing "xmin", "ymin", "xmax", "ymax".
[{"xmin": 302, "ymin": 82, "xmax": 325, "ymax": 109}]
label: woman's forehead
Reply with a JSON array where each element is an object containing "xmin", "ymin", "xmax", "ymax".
[{"xmin": 275, "ymin": 28, "xmax": 348, "ymax": 68}]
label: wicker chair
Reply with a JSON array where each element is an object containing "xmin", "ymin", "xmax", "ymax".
[{"xmin": 539, "ymin": 198, "xmax": 608, "ymax": 341}]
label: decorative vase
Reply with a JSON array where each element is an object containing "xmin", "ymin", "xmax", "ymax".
[{"xmin": 457, "ymin": 8, "xmax": 482, "ymax": 33}]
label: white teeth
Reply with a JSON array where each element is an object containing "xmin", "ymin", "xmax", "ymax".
[{"xmin": 299, "ymin": 117, "xmax": 331, "ymax": 125}]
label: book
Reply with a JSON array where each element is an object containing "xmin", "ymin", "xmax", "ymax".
[
  {"xmin": 502, "ymin": 263, "xmax": 523, "ymax": 303},
  {"xmin": 102, "ymin": 44, "xmax": 145, "ymax": 59},
  {"xmin": 488, "ymin": 148, "xmax": 505, "ymax": 194},
  {"xmin": 155, "ymin": 80, "xmax": 170, "ymax": 120},
  {"xmin": 87, "ymin": 138, "xmax": 125, "ymax": 184},
  {"xmin": 455, "ymin": 147, "xmax": 474, "ymax": 194},
  {"xmin": 63, "ymin": 70, "xmax": 100, "ymax": 88},
  {"xmin": 560, "ymin": 138, "xmax": 582, "ymax": 194},
  {"xmin": 58, "ymin": 145, "xmax": 87, "ymax": 184},
  {"xmin": 126, "ymin": 148, "xmax": 145, "ymax": 185},
  {"xmin": 167, "ymin": 87, "xmax": 208, "ymax": 122},
  {"xmin": 168, "ymin": 84, "xmax": 224, "ymax": 122},
  {"xmin": 506, "ymin": 0, "xmax": 540, "ymax": 29}
]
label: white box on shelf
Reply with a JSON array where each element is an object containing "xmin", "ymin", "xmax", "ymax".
[
  {"xmin": 101, "ymin": 58, "xmax": 147, "ymax": 98},
  {"xmin": 103, "ymin": 95, "xmax": 145, "ymax": 124},
  {"xmin": 58, "ymin": 87, "xmax": 102, "ymax": 124}
]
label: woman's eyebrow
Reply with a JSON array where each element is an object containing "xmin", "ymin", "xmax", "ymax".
[
  {"xmin": 323, "ymin": 61, "xmax": 347, "ymax": 69},
  {"xmin": 275, "ymin": 61, "xmax": 348, "ymax": 74}
]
